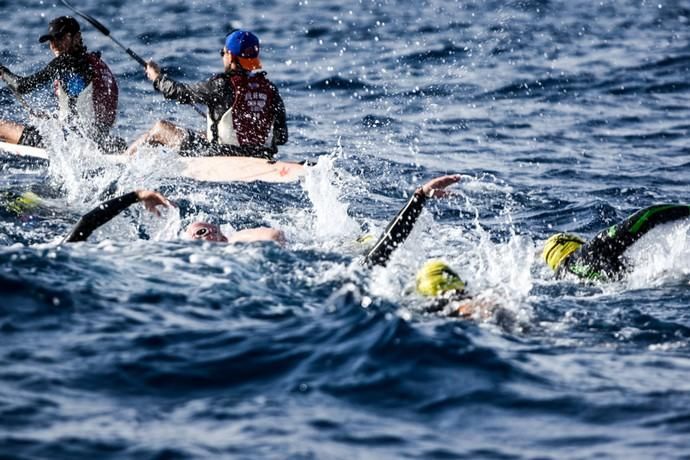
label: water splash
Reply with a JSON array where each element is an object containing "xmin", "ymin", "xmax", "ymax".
[
  {"xmin": 301, "ymin": 146, "xmax": 360, "ymax": 243},
  {"xmin": 625, "ymin": 221, "xmax": 690, "ymax": 289}
]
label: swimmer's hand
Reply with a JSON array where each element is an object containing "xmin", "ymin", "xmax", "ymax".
[
  {"xmin": 420, "ymin": 174, "xmax": 461, "ymax": 198},
  {"xmin": 135, "ymin": 190, "xmax": 174, "ymax": 217}
]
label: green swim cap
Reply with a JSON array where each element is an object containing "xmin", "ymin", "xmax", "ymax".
[
  {"xmin": 416, "ymin": 260, "xmax": 466, "ymax": 297},
  {"xmin": 542, "ymin": 233, "xmax": 585, "ymax": 271}
]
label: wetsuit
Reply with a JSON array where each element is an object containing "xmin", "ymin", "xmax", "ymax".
[
  {"xmin": 364, "ymin": 188, "xmax": 428, "ymax": 267},
  {"xmin": 0, "ymin": 48, "xmax": 120, "ymax": 152},
  {"xmin": 557, "ymin": 204, "xmax": 690, "ymax": 281},
  {"xmin": 153, "ymin": 69, "xmax": 287, "ymax": 159},
  {"xmin": 63, "ymin": 191, "xmax": 139, "ymax": 243}
]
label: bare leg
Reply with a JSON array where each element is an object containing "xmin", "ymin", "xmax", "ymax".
[
  {"xmin": 0, "ymin": 120, "xmax": 26, "ymax": 144},
  {"xmin": 125, "ymin": 119, "xmax": 187, "ymax": 156}
]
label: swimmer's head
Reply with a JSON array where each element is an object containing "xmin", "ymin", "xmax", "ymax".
[
  {"xmin": 542, "ymin": 233, "xmax": 585, "ymax": 271},
  {"xmin": 185, "ymin": 222, "xmax": 228, "ymax": 242},
  {"xmin": 416, "ymin": 260, "xmax": 466, "ymax": 297},
  {"xmin": 4, "ymin": 191, "xmax": 42, "ymax": 215}
]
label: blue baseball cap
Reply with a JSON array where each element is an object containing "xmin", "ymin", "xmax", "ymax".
[{"xmin": 225, "ymin": 30, "xmax": 262, "ymax": 70}]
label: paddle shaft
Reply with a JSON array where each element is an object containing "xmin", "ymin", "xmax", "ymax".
[{"xmin": 60, "ymin": 0, "xmax": 146, "ymax": 67}]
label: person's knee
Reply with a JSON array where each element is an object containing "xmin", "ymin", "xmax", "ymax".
[
  {"xmin": 142, "ymin": 120, "xmax": 172, "ymax": 145},
  {"xmin": 150, "ymin": 119, "xmax": 174, "ymax": 136},
  {"xmin": 0, "ymin": 120, "xmax": 25, "ymax": 144}
]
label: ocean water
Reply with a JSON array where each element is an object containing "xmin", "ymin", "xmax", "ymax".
[{"xmin": 1, "ymin": 0, "xmax": 690, "ymax": 458}]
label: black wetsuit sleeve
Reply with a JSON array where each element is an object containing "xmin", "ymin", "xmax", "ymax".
[
  {"xmin": 153, "ymin": 74, "xmax": 220, "ymax": 106},
  {"xmin": 273, "ymin": 90, "xmax": 288, "ymax": 145},
  {"xmin": 63, "ymin": 191, "xmax": 140, "ymax": 243},
  {"xmin": 363, "ymin": 189, "xmax": 428, "ymax": 267},
  {"xmin": 567, "ymin": 204, "xmax": 690, "ymax": 278},
  {"xmin": 1, "ymin": 59, "xmax": 60, "ymax": 94}
]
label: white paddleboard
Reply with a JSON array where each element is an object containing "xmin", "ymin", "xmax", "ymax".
[
  {"xmin": 0, "ymin": 141, "xmax": 306, "ymax": 183},
  {"xmin": 0, "ymin": 142, "xmax": 50, "ymax": 160}
]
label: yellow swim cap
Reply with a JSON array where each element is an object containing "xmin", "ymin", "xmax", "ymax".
[
  {"xmin": 356, "ymin": 233, "xmax": 376, "ymax": 245},
  {"xmin": 542, "ymin": 233, "xmax": 585, "ymax": 271},
  {"xmin": 7, "ymin": 192, "xmax": 42, "ymax": 215},
  {"xmin": 416, "ymin": 260, "xmax": 466, "ymax": 297}
]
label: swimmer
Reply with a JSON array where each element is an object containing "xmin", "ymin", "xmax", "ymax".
[
  {"xmin": 63, "ymin": 189, "xmax": 284, "ymax": 244},
  {"xmin": 543, "ymin": 204, "xmax": 690, "ymax": 281},
  {"xmin": 362, "ymin": 174, "xmax": 505, "ymax": 320}
]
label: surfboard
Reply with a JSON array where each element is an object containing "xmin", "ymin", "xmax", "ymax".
[
  {"xmin": 0, "ymin": 142, "xmax": 50, "ymax": 161},
  {"xmin": 0, "ymin": 141, "xmax": 306, "ymax": 183}
]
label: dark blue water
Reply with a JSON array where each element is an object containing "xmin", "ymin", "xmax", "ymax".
[{"xmin": 2, "ymin": 1, "xmax": 690, "ymax": 458}]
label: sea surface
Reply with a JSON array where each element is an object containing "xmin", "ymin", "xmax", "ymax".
[{"xmin": 1, "ymin": 0, "xmax": 690, "ymax": 458}]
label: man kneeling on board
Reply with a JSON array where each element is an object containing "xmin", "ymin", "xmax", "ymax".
[
  {"xmin": 126, "ymin": 30, "xmax": 287, "ymax": 159},
  {"xmin": 63, "ymin": 189, "xmax": 284, "ymax": 245},
  {"xmin": 0, "ymin": 16, "xmax": 123, "ymax": 153}
]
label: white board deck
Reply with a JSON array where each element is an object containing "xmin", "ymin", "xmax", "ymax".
[
  {"xmin": 0, "ymin": 142, "xmax": 50, "ymax": 160},
  {"xmin": 0, "ymin": 141, "xmax": 306, "ymax": 183}
]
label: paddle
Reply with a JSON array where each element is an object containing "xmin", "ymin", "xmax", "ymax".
[
  {"xmin": 60, "ymin": 0, "xmax": 146, "ymax": 67},
  {"xmin": 59, "ymin": 0, "xmax": 205, "ymax": 117}
]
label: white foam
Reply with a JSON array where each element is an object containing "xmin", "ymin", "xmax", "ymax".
[
  {"xmin": 301, "ymin": 146, "xmax": 360, "ymax": 243},
  {"xmin": 624, "ymin": 221, "xmax": 690, "ymax": 289}
]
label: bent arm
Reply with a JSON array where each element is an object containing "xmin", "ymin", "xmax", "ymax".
[
  {"xmin": 63, "ymin": 191, "xmax": 140, "ymax": 243},
  {"xmin": 568, "ymin": 204, "xmax": 690, "ymax": 279},
  {"xmin": 585, "ymin": 204, "xmax": 690, "ymax": 261},
  {"xmin": 363, "ymin": 189, "xmax": 427, "ymax": 267},
  {"xmin": 363, "ymin": 174, "xmax": 461, "ymax": 268},
  {"xmin": 1, "ymin": 58, "xmax": 62, "ymax": 94},
  {"xmin": 153, "ymin": 74, "xmax": 217, "ymax": 105}
]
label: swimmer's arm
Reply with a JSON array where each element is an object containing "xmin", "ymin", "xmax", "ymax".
[
  {"xmin": 63, "ymin": 190, "xmax": 171, "ymax": 243},
  {"xmin": 451, "ymin": 298, "xmax": 494, "ymax": 320},
  {"xmin": 423, "ymin": 297, "xmax": 495, "ymax": 320},
  {"xmin": 616, "ymin": 204, "xmax": 690, "ymax": 243},
  {"xmin": 363, "ymin": 188, "xmax": 427, "ymax": 267},
  {"xmin": 363, "ymin": 174, "xmax": 461, "ymax": 267},
  {"xmin": 585, "ymin": 204, "xmax": 690, "ymax": 262},
  {"xmin": 227, "ymin": 227, "xmax": 286, "ymax": 245}
]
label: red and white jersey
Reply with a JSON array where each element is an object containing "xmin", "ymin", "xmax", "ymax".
[
  {"xmin": 55, "ymin": 52, "xmax": 118, "ymax": 134},
  {"xmin": 210, "ymin": 71, "xmax": 278, "ymax": 147}
]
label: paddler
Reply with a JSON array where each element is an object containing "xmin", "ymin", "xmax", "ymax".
[
  {"xmin": 0, "ymin": 16, "xmax": 123, "ymax": 153},
  {"xmin": 126, "ymin": 30, "xmax": 288, "ymax": 159}
]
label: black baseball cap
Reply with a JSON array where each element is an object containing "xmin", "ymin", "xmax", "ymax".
[{"xmin": 38, "ymin": 16, "xmax": 80, "ymax": 43}]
